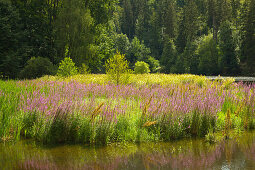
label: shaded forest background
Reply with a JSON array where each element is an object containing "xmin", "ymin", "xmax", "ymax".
[{"xmin": 0, "ymin": 0, "xmax": 255, "ymax": 79}]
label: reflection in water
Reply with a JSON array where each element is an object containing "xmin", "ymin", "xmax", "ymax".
[{"xmin": 1, "ymin": 131, "xmax": 255, "ymax": 170}]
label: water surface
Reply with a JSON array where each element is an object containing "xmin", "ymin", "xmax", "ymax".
[{"xmin": 1, "ymin": 131, "xmax": 255, "ymax": 170}]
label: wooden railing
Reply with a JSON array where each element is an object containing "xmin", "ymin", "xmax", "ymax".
[{"xmin": 206, "ymin": 76, "xmax": 255, "ymax": 83}]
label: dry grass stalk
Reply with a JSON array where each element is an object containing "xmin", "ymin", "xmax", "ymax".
[
  {"xmin": 142, "ymin": 96, "xmax": 153, "ymax": 116},
  {"xmin": 143, "ymin": 121, "xmax": 157, "ymax": 127},
  {"xmin": 91, "ymin": 102, "xmax": 105, "ymax": 120}
]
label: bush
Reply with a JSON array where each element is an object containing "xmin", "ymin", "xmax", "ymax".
[
  {"xmin": 19, "ymin": 57, "xmax": 55, "ymax": 79},
  {"xmin": 57, "ymin": 57, "xmax": 78, "ymax": 77},
  {"xmin": 78, "ymin": 63, "xmax": 90, "ymax": 74},
  {"xmin": 105, "ymin": 52, "xmax": 132, "ymax": 84},
  {"xmin": 147, "ymin": 56, "xmax": 160, "ymax": 73},
  {"xmin": 134, "ymin": 61, "xmax": 150, "ymax": 74}
]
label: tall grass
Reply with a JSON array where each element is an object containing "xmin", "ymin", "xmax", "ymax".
[{"xmin": 0, "ymin": 74, "xmax": 254, "ymax": 145}]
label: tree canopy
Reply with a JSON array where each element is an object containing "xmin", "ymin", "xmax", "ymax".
[{"xmin": 0, "ymin": 0, "xmax": 255, "ymax": 78}]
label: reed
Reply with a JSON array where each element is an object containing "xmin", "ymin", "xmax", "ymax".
[{"xmin": 0, "ymin": 74, "xmax": 254, "ymax": 145}]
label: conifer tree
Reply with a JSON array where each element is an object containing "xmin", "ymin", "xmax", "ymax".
[
  {"xmin": 219, "ymin": 21, "xmax": 239, "ymax": 75},
  {"xmin": 176, "ymin": 0, "xmax": 199, "ymax": 53},
  {"xmin": 121, "ymin": 0, "xmax": 135, "ymax": 38},
  {"xmin": 197, "ymin": 34, "xmax": 220, "ymax": 75},
  {"xmin": 242, "ymin": 0, "xmax": 255, "ymax": 75},
  {"xmin": 161, "ymin": 0, "xmax": 177, "ymax": 39},
  {"xmin": 160, "ymin": 38, "xmax": 177, "ymax": 73}
]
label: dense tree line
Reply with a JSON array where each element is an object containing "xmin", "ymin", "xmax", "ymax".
[{"xmin": 0, "ymin": 0, "xmax": 254, "ymax": 79}]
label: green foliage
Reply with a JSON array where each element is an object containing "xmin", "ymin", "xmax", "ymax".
[
  {"xmin": 112, "ymin": 116, "xmax": 138, "ymax": 142},
  {"xmin": 0, "ymin": 80, "xmax": 23, "ymax": 141},
  {"xmin": 0, "ymin": 1, "xmax": 22, "ymax": 79},
  {"xmin": 53, "ymin": 0, "xmax": 117, "ymax": 73},
  {"xmin": 183, "ymin": 0, "xmax": 200, "ymax": 42},
  {"xmin": 88, "ymin": 0, "xmax": 117, "ymax": 25},
  {"xmin": 94, "ymin": 121, "xmax": 115, "ymax": 145},
  {"xmin": 205, "ymin": 129, "xmax": 216, "ymax": 144},
  {"xmin": 146, "ymin": 5, "xmax": 164, "ymax": 60},
  {"xmin": 175, "ymin": 0, "xmax": 200, "ymax": 54},
  {"xmin": 90, "ymin": 26, "xmax": 116, "ymax": 73},
  {"xmin": 11, "ymin": 0, "xmax": 56, "ymax": 66},
  {"xmin": 242, "ymin": 0, "xmax": 255, "ymax": 75},
  {"xmin": 182, "ymin": 41, "xmax": 199, "ymax": 74},
  {"xmin": 121, "ymin": 0, "xmax": 135, "ymax": 38},
  {"xmin": 114, "ymin": 33, "xmax": 130, "ymax": 55},
  {"xmin": 197, "ymin": 34, "xmax": 220, "ymax": 75},
  {"xmin": 161, "ymin": 0, "xmax": 177, "ymax": 39},
  {"xmin": 127, "ymin": 37, "xmax": 152, "ymax": 68},
  {"xmin": 46, "ymin": 109, "xmax": 70, "ymax": 144},
  {"xmin": 78, "ymin": 63, "xmax": 91, "ymax": 74},
  {"xmin": 1, "ymin": 0, "xmax": 255, "ymax": 77},
  {"xmin": 160, "ymin": 38, "xmax": 177, "ymax": 73},
  {"xmin": 57, "ymin": 57, "xmax": 78, "ymax": 77},
  {"xmin": 55, "ymin": 0, "xmax": 94, "ymax": 66},
  {"xmin": 162, "ymin": 119, "xmax": 184, "ymax": 140},
  {"xmin": 19, "ymin": 57, "xmax": 55, "ymax": 79},
  {"xmin": 219, "ymin": 21, "xmax": 239, "ymax": 75},
  {"xmin": 134, "ymin": 0, "xmax": 152, "ymax": 44},
  {"xmin": 22, "ymin": 111, "xmax": 39, "ymax": 138},
  {"xmin": 171, "ymin": 55, "xmax": 185, "ymax": 74},
  {"xmin": 77, "ymin": 117, "xmax": 91, "ymax": 144},
  {"xmin": 105, "ymin": 52, "xmax": 132, "ymax": 85},
  {"xmin": 134, "ymin": 61, "xmax": 150, "ymax": 74},
  {"xmin": 147, "ymin": 56, "xmax": 160, "ymax": 73}
]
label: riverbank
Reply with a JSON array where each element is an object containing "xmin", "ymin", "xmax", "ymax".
[{"xmin": 0, "ymin": 74, "xmax": 254, "ymax": 145}]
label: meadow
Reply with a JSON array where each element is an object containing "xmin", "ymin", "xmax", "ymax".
[{"xmin": 0, "ymin": 74, "xmax": 254, "ymax": 145}]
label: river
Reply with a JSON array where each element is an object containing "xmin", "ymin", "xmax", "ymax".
[{"xmin": 1, "ymin": 131, "xmax": 255, "ymax": 170}]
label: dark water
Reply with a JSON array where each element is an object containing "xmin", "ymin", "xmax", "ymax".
[{"xmin": 1, "ymin": 132, "xmax": 255, "ymax": 170}]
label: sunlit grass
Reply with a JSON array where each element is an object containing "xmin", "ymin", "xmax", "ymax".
[{"xmin": 39, "ymin": 74, "xmax": 210, "ymax": 86}]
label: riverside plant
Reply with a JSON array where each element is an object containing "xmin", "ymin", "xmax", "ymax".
[{"xmin": 0, "ymin": 75, "xmax": 254, "ymax": 145}]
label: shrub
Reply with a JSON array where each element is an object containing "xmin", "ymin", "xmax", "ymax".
[
  {"xmin": 147, "ymin": 56, "xmax": 160, "ymax": 73},
  {"xmin": 19, "ymin": 57, "xmax": 55, "ymax": 79},
  {"xmin": 134, "ymin": 61, "xmax": 150, "ymax": 74},
  {"xmin": 57, "ymin": 57, "xmax": 78, "ymax": 77},
  {"xmin": 78, "ymin": 63, "xmax": 90, "ymax": 74},
  {"xmin": 105, "ymin": 52, "xmax": 132, "ymax": 84}
]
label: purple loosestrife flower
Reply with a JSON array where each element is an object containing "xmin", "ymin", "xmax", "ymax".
[{"xmin": 16, "ymin": 78, "xmax": 252, "ymax": 127}]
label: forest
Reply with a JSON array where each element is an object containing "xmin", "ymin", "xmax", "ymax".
[{"xmin": 0, "ymin": 0, "xmax": 255, "ymax": 79}]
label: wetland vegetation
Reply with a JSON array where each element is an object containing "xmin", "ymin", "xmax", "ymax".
[{"xmin": 0, "ymin": 74, "xmax": 254, "ymax": 145}]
